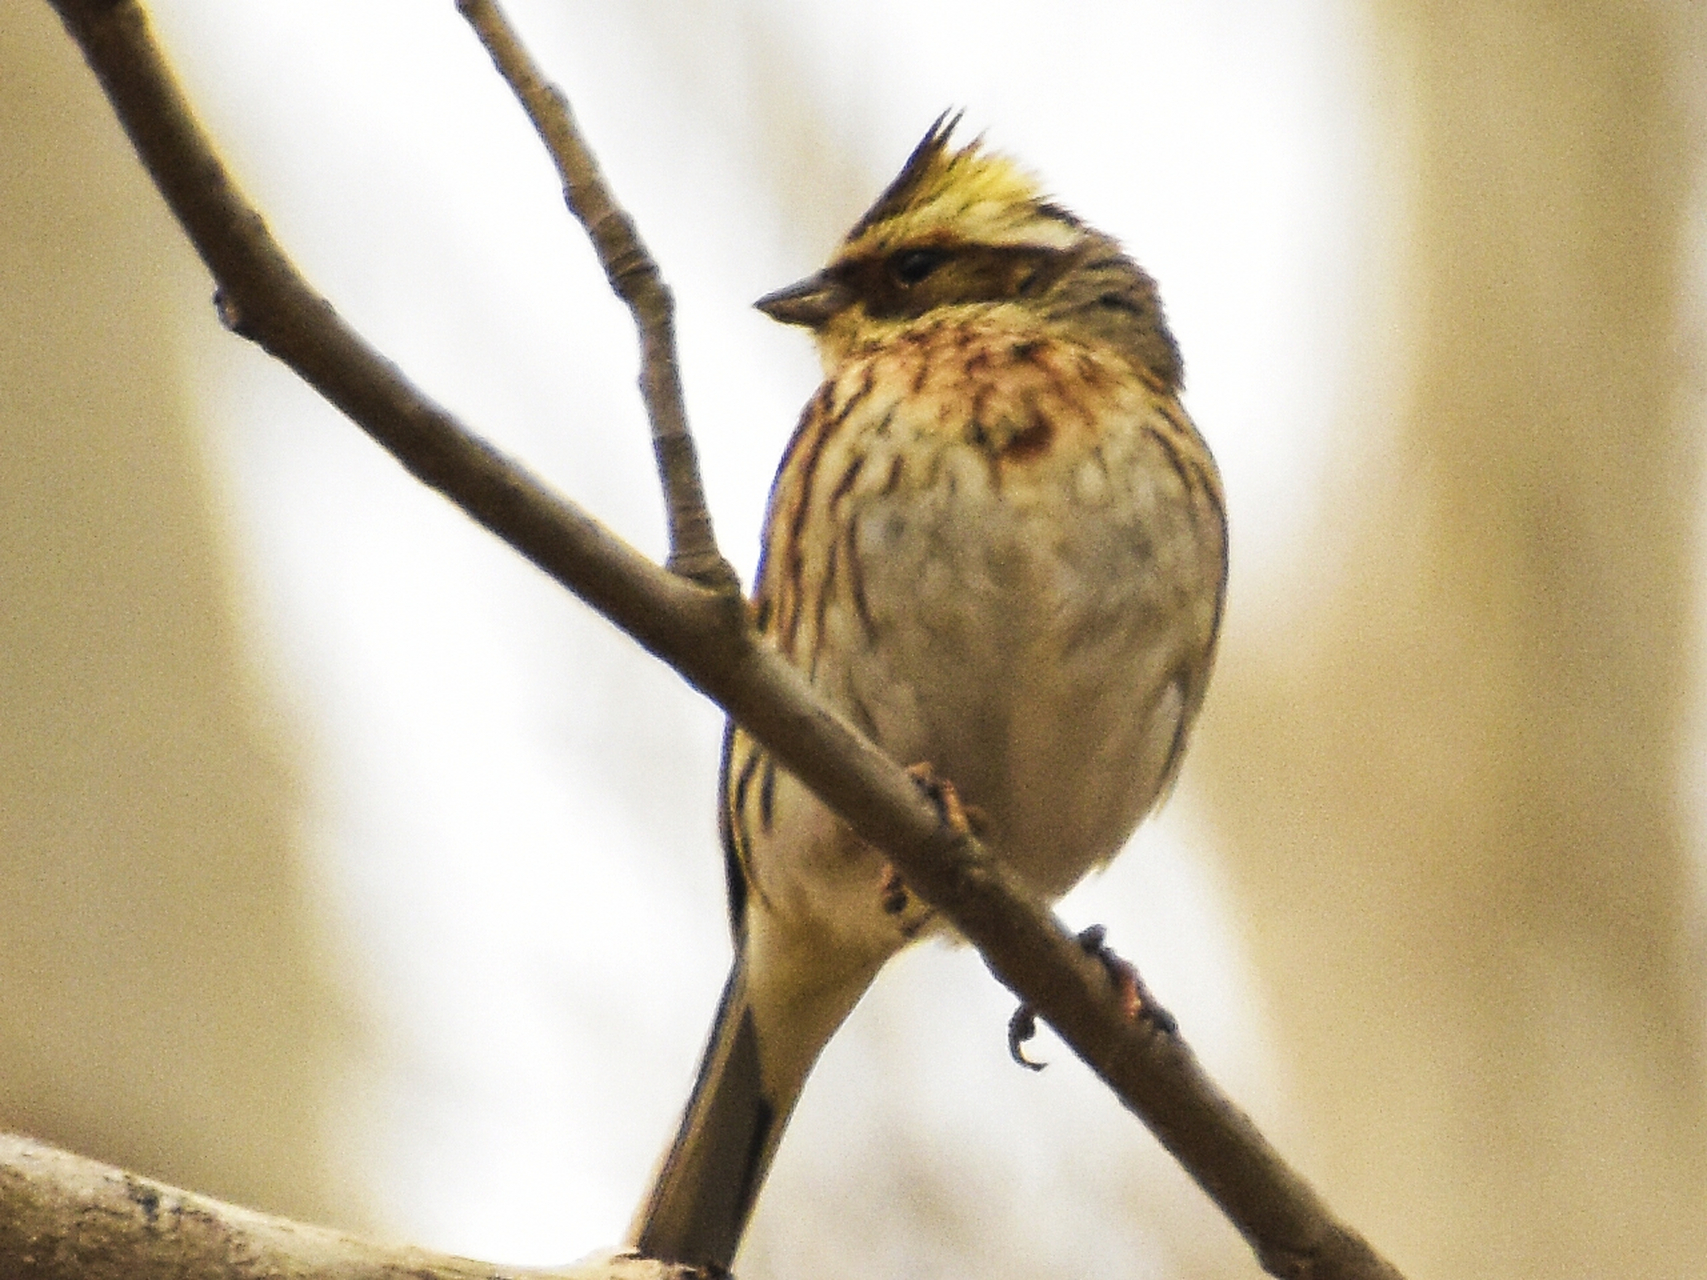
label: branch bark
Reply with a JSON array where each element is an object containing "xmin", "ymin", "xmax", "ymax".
[
  {"xmin": 454, "ymin": 0, "xmax": 732, "ymax": 588},
  {"xmin": 0, "ymin": 1133, "xmax": 695, "ymax": 1280},
  {"xmin": 37, "ymin": 2, "xmax": 1408, "ymax": 1278}
]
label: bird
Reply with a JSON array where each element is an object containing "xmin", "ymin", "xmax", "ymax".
[{"xmin": 630, "ymin": 113, "xmax": 1226, "ymax": 1274}]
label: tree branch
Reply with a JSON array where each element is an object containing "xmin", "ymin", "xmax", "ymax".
[
  {"xmin": 39, "ymin": 2, "xmax": 1407, "ymax": 1278},
  {"xmin": 0, "ymin": 1133, "xmax": 696, "ymax": 1280},
  {"xmin": 455, "ymin": 0, "xmax": 731, "ymax": 589}
]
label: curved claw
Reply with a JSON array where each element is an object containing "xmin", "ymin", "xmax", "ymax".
[
  {"xmin": 1007, "ymin": 1003, "xmax": 1048, "ymax": 1072},
  {"xmin": 1006, "ymin": 927, "xmax": 1177, "ymax": 1072}
]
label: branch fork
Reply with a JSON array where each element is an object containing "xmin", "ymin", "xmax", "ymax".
[{"xmin": 32, "ymin": 2, "xmax": 1409, "ymax": 1279}]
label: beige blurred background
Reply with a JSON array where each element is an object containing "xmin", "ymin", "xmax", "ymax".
[
  {"xmin": 3, "ymin": 2, "xmax": 1705, "ymax": 1279},
  {"xmin": 1192, "ymin": 5, "xmax": 1707, "ymax": 1278},
  {"xmin": 0, "ymin": 0, "xmax": 351, "ymax": 1228}
]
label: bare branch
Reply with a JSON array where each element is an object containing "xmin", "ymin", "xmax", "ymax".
[
  {"xmin": 38, "ymin": 2, "xmax": 1409, "ymax": 1278},
  {"xmin": 455, "ymin": 0, "xmax": 732, "ymax": 589},
  {"xmin": 0, "ymin": 1132, "xmax": 700, "ymax": 1280}
]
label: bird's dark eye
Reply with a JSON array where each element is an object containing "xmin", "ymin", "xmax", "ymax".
[{"xmin": 891, "ymin": 247, "xmax": 948, "ymax": 285}]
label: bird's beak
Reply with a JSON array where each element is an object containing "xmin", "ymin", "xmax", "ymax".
[{"xmin": 754, "ymin": 270, "xmax": 850, "ymax": 329}]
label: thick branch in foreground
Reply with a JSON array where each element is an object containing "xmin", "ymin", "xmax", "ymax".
[
  {"xmin": 42, "ymin": 2, "xmax": 1407, "ymax": 1278},
  {"xmin": 0, "ymin": 1134, "xmax": 694, "ymax": 1280}
]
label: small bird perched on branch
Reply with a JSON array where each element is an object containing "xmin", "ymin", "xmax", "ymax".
[{"xmin": 632, "ymin": 114, "xmax": 1226, "ymax": 1274}]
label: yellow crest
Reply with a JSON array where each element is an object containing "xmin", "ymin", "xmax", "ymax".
[{"xmin": 840, "ymin": 113, "xmax": 1084, "ymax": 258}]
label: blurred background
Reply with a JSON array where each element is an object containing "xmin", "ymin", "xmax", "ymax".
[{"xmin": 4, "ymin": 1, "xmax": 1705, "ymax": 1277}]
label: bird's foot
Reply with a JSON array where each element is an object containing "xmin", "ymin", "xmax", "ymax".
[
  {"xmin": 877, "ymin": 861, "xmax": 933, "ymax": 941},
  {"xmin": 879, "ymin": 864, "xmax": 911, "ymax": 917},
  {"xmin": 904, "ymin": 761, "xmax": 975, "ymax": 836},
  {"xmin": 1007, "ymin": 925, "xmax": 1176, "ymax": 1071},
  {"xmin": 875, "ymin": 763, "xmax": 985, "ymax": 940}
]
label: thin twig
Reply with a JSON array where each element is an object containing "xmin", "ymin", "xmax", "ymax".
[
  {"xmin": 40, "ymin": 2, "xmax": 1407, "ymax": 1278},
  {"xmin": 456, "ymin": 0, "xmax": 734, "ymax": 591}
]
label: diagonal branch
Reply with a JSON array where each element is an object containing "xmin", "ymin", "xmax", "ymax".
[
  {"xmin": 455, "ymin": 0, "xmax": 732, "ymax": 590},
  {"xmin": 39, "ymin": 2, "xmax": 1408, "ymax": 1278}
]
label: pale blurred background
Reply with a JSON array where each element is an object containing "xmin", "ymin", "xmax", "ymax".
[{"xmin": 3, "ymin": 2, "xmax": 1705, "ymax": 1278}]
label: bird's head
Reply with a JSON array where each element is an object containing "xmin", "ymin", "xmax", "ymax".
[{"xmin": 757, "ymin": 113, "xmax": 1181, "ymax": 389}]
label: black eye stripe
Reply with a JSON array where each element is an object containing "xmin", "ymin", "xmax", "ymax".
[{"xmin": 891, "ymin": 247, "xmax": 948, "ymax": 285}]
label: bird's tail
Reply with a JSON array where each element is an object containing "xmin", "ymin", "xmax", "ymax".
[
  {"xmin": 630, "ymin": 938, "xmax": 880, "ymax": 1272},
  {"xmin": 631, "ymin": 959, "xmax": 773, "ymax": 1271}
]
